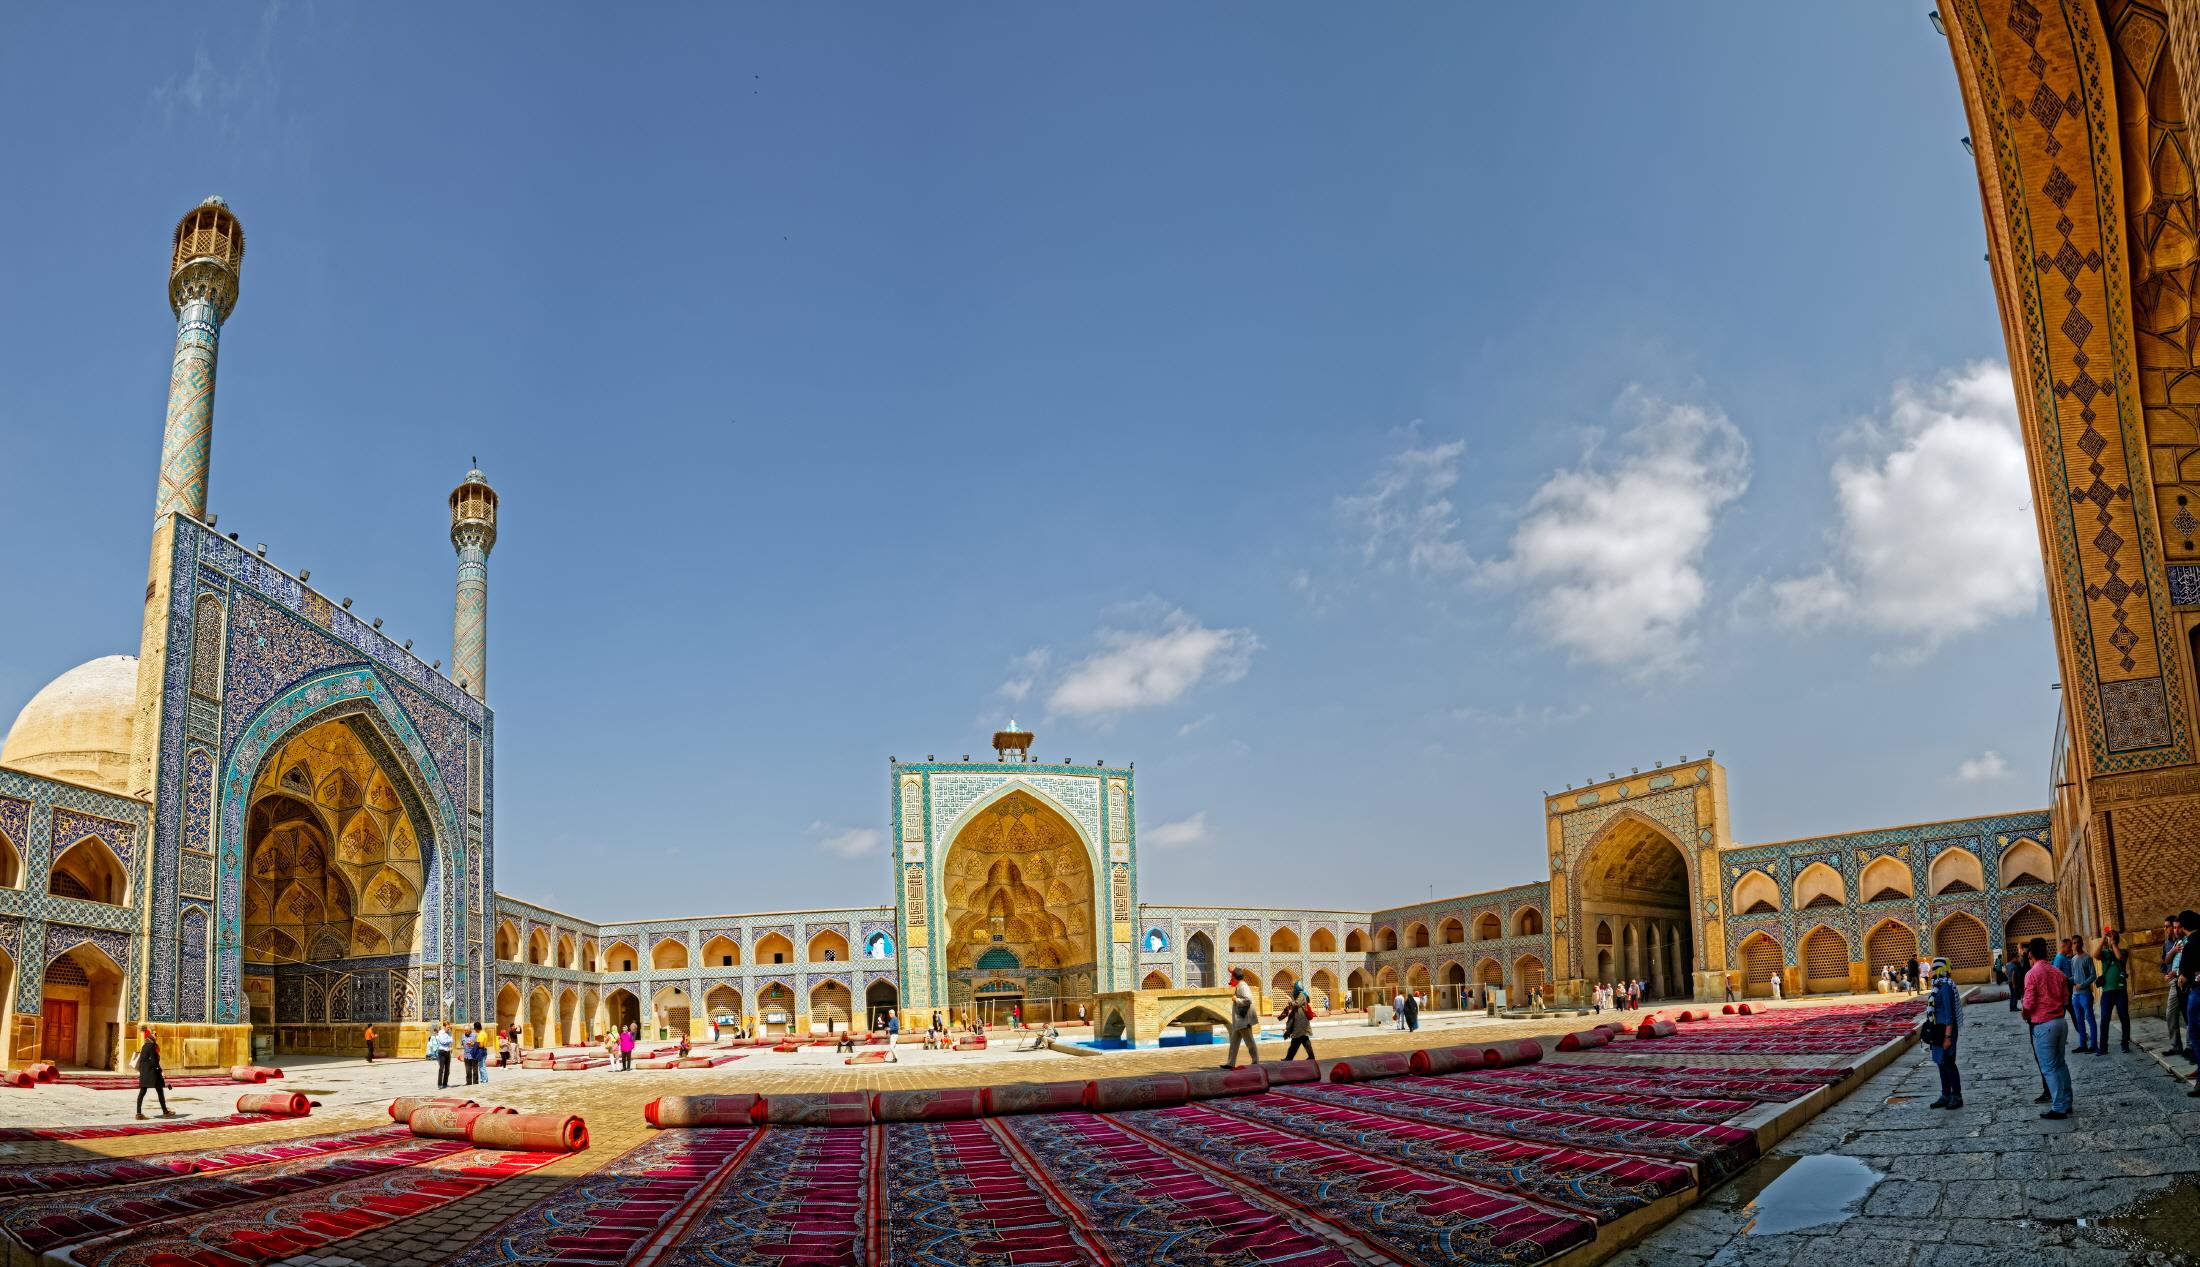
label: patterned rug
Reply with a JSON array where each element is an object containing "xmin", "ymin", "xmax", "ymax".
[
  {"xmin": 443, "ymin": 1128, "xmax": 758, "ymax": 1267},
  {"xmin": 0, "ymin": 1124, "xmax": 408, "ymax": 1195},
  {"xmin": 0, "ymin": 1133, "xmax": 468, "ymax": 1256},
  {"xmin": 1474, "ymin": 1064, "xmax": 1844, "ymax": 1103},
  {"xmin": 51, "ymin": 1074, "xmax": 243, "ymax": 1091},
  {"xmin": 1389, "ymin": 1074, "xmax": 1756, "ymax": 1124},
  {"xmin": 0, "ymin": 1112, "xmax": 285, "ymax": 1142},
  {"xmin": 55, "ymin": 1144, "xmax": 564, "ymax": 1267},
  {"xmin": 1277, "ymin": 1081, "xmax": 1760, "ymax": 1179}
]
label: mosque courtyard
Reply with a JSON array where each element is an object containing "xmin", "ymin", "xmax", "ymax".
[{"xmin": 0, "ymin": 993, "xmax": 2191, "ymax": 1266}]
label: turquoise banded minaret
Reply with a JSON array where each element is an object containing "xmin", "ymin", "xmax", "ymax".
[
  {"xmin": 156, "ymin": 197, "xmax": 244, "ymax": 521},
  {"xmin": 449, "ymin": 465, "xmax": 499, "ymax": 700}
]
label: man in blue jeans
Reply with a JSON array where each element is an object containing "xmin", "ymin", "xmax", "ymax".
[
  {"xmin": 2022, "ymin": 935, "xmax": 2073, "ymax": 1118},
  {"xmin": 2063, "ymin": 935, "xmax": 2099, "ymax": 1053}
]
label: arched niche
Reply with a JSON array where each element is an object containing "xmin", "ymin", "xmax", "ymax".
[
  {"xmin": 1731, "ymin": 869, "xmax": 1779, "ymax": 915},
  {"xmin": 1793, "ymin": 862, "xmax": 1846, "ymax": 910},
  {"xmin": 1929, "ymin": 849, "xmax": 1984, "ymax": 896},
  {"xmin": 1860, "ymin": 855, "xmax": 1912, "ymax": 903}
]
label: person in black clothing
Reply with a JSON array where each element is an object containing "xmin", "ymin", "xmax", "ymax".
[
  {"xmin": 135, "ymin": 1031, "xmax": 171, "ymax": 1120},
  {"xmin": 1281, "ymin": 984, "xmax": 1316, "ymax": 1062},
  {"xmin": 2176, "ymin": 911, "xmax": 2200, "ymax": 1098},
  {"xmin": 1402, "ymin": 991, "xmax": 1420, "ymax": 1032}
]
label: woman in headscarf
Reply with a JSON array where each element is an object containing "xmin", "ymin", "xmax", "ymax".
[
  {"xmin": 134, "ymin": 1029, "xmax": 171, "ymax": 1120},
  {"xmin": 1281, "ymin": 980, "xmax": 1316, "ymax": 1062},
  {"xmin": 1927, "ymin": 957, "xmax": 1963, "ymax": 1110}
]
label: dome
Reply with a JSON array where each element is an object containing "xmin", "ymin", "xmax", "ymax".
[{"xmin": 1, "ymin": 656, "xmax": 140, "ymax": 797}]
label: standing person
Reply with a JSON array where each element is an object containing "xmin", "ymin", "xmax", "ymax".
[
  {"xmin": 1402, "ymin": 989, "xmax": 1420, "ymax": 1032},
  {"xmin": 2022, "ymin": 935, "xmax": 2074, "ymax": 1119},
  {"xmin": 1769, "ymin": 972, "xmax": 1783, "ymax": 1000},
  {"xmin": 1392, "ymin": 989, "xmax": 1407, "ymax": 1030},
  {"xmin": 2064, "ymin": 937, "xmax": 2099, "ymax": 1054},
  {"xmin": 461, "ymin": 1025, "xmax": 480, "ymax": 1086},
  {"xmin": 362, "ymin": 1023, "xmax": 376, "ymax": 1063},
  {"xmin": 1078, "ymin": 1003, "xmax": 1087, "ymax": 1028},
  {"xmin": 619, "ymin": 1024, "xmax": 636, "ymax": 1072},
  {"xmin": 1282, "ymin": 982, "xmax": 1316, "ymax": 1062},
  {"xmin": 482, "ymin": 1025, "xmax": 498, "ymax": 1079},
  {"xmin": 602, "ymin": 1030, "xmax": 618, "ymax": 1070},
  {"xmin": 2006, "ymin": 946, "xmax": 2025, "ymax": 1013},
  {"xmin": 1724, "ymin": 973, "xmax": 1737, "ymax": 1003},
  {"xmin": 2164, "ymin": 917, "xmax": 2189, "ymax": 1057},
  {"xmin": 2096, "ymin": 929, "xmax": 2131, "ymax": 1053},
  {"xmin": 1926, "ymin": 958, "xmax": 1963, "ymax": 1109},
  {"xmin": 1220, "ymin": 968, "xmax": 1261, "ymax": 1069},
  {"xmin": 134, "ymin": 1030, "xmax": 171, "ymax": 1120},
  {"xmin": 2176, "ymin": 911, "xmax": 2200, "ymax": 1097},
  {"xmin": 430, "ymin": 1022, "xmax": 452, "ymax": 1090}
]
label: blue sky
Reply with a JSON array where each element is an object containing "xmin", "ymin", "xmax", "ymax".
[{"xmin": 0, "ymin": 5, "xmax": 2055, "ymax": 918}]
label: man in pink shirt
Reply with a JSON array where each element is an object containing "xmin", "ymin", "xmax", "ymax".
[{"xmin": 2021, "ymin": 935, "xmax": 2074, "ymax": 1118}]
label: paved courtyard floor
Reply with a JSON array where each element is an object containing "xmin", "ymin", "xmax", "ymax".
[{"xmin": 1609, "ymin": 998, "xmax": 2200, "ymax": 1267}]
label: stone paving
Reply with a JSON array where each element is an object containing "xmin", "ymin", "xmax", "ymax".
[{"xmin": 1608, "ymin": 998, "xmax": 2200, "ymax": 1267}]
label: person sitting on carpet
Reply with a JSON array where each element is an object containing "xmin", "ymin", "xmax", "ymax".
[
  {"xmin": 133, "ymin": 1030, "xmax": 172, "ymax": 1120},
  {"xmin": 836, "ymin": 1031, "xmax": 856, "ymax": 1053},
  {"xmin": 677, "ymin": 1034, "xmax": 691, "ymax": 1059}
]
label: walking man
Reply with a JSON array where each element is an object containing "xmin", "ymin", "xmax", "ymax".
[
  {"xmin": 1926, "ymin": 958, "xmax": 1962, "ymax": 1109},
  {"xmin": 2096, "ymin": 928, "xmax": 2131, "ymax": 1053},
  {"xmin": 2022, "ymin": 935, "xmax": 2074, "ymax": 1119},
  {"xmin": 1282, "ymin": 982, "xmax": 1316, "ymax": 1062},
  {"xmin": 134, "ymin": 1029, "xmax": 172, "ymax": 1120},
  {"xmin": 362, "ymin": 1023, "xmax": 376, "ymax": 1063},
  {"xmin": 1220, "ymin": 968, "xmax": 1261, "ymax": 1069},
  {"xmin": 430, "ymin": 1022, "xmax": 453, "ymax": 1090},
  {"xmin": 1723, "ymin": 973, "xmax": 1736, "ymax": 1003},
  {"xmin": 2166, "ymin": 916, "xmax": 2189, "ymax": 1057}
]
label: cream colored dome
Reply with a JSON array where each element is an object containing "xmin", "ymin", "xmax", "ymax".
[{"xmin": 2, "ymin": 656, "xmax": 140, "ymax": 797}]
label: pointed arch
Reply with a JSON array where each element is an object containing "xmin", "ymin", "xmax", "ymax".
[
  {"xmin": 39, "ymin": 942, "xmax": 120, "ymax": 1068},
  {"xmin": 807, "ymin": 929, "xmax": 850, "ymax": 963},
  {"xmin": 1799, "ymin": 924, "xmax": 1850, "ymax": 993},
  {"xmin": 1793, "ymin": 862, "xmax": 1847, "ymax": 910},
  {"xmin": 1310, "ymin": 927, "xmax": 1337, "ymax": 954},
  {"xmin": 1140, "ymin": 969, "xmax": 1172, "ymax": 990},
  {"xmin": 1404, "ymin": 963, "xmax": 1428, "ymax": 995},
  {"xmin": 526, "ymin": 985, "xmax": 554, "ymax": 1048},
  {"xmin": 2004, "ymin": 902, "xmax": 2055, "ymax": 949},
  {"xmin": 1405, "ymin": 922, "xmax": 1430, "ymax": 949},
  {"xmin": 557, "ymin": 986, "xmax": 579, "ymax": 1046},
  {"xmin": 495, "ymin": 919, "xmax": 519, "ymax": 961},
  {"xmin": 809, "ymin": 980, "xmax": 852, "ymax": 1031},
  {"xmin": 49, "ymin": 836, "xmax": 126, "ymax": 906},
  {"xmin": 527, "ymin": 927, "xmax": 549, "ymax": 965},
  {"xmin": 1512, "ymin": 907, "xmax": 1543, "ymax": 937},
  {"xmin": 1272, "ymin": 968, "xmax": 1297, "ymax": 996},
  {"xmin": 651, "ymin": 983, "xmax": 692, "ymax": 1037},
  {"xmin": 0, "ymin": 829, "xmax": 19, "ymax": 889},
  {"xmin": 1269, "ymin": 927, "xmax": 1300, "ymax": 954},
  {"xmin": 1737, "ymin": 931, "xmax": 1783, "ymax": 997},
  {"xmin": 1344, "ymin": 929, "xmax": 1367, "ymax": 953},
  {"xmin": 1438, "ymin": 917, "xmax": 1464, "ymax": 945},
  {"xmin": 1859, "ymin": 855, "xmax": 1913, "ymax": 903},
  {"xmin": 934, "ymin": 776, "xmax": 1106, "ymax": 874},
  {"xmin": 1928, "ymin": 849, "xmax": 1984, "ymax": 896},
  {"xmin": 754, "ymin": 932, "xmax": 794, "ymax": 965},
  {"xmin": 1474, "ymin": 913, "xmax": 1501, "ymax": 940},
  {"xmin": 1227, "ymin": 925, "xmax": 1259, "ymax": 954},
  {"xmin": 1311, "ymin": 968, "xmax": 1338, "ymax": 1009},
  {"xmin": 1999, "ymin": 839, "xmax": 2053, "ymax": 887},
  {"xmin": 1934, "ymin": 911, "xmax": 1992, "ymax": 981},
  {"xmin": 1375, "ymin": 965, "xmax": 1399, "ymax": 993},
  {"xmin": 604, "ymin": 941, "xmax": 640, "ymax": 973},
  {"xmin": 651, "ymin": 938, "xmax": 688, "ymax": 971},
  {"xmin": 1375, "ymin": 926, "xmax": 1399, "ymax": 952},
  {"xmin": 702, "ymin": 934, "xmax": 740, "ymax": 968},
  {"xmin": 1346, "ymin": 967, "xmax": 1371, "ymax": 1004},
  {"xmin": 1513, "ymin": 954, "xmax": 1546, "ymax": 1000},
  {"xmin": 556, "ymin": 933, "xmax": 576, "ymax": 970},
  {"xmin": 582, "ymin": 938, "xmax": 599, "ymax": 972},
  {"xmin": 704, "ymin": 984, "xmax": 742, "ymax": 1022},
  {"xmin": 1475, "ymin": 957, "xmax": 1504, "ymax": 989},
  {"xmin": 1864, "ymin": 917, "xmax": 1919, "ymax": 972},
  {"xmin": 495, "ymin": 981, "xmax": 520, "ymax": 1036},
  {"xmin": 603, "ymin": 986, "xmax": 640, "ymax": 1031},
  {"xmin": 1731, "ymin": 870, "xmax": 1779, "ymax": 915}
]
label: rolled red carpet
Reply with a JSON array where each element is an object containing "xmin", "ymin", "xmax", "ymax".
[
  {"xmin": 1182, "ymin": 1066, "xmax": 1268, "ymax": 1099},
  {"xmin": 26, "ymin": 1063, "xmax": 57, "ymax": 1083},
  {"xmin": 757, "ymin": 1091, "xmax": 871, "ymax": 1126},
  {"xmin": 1260, "ymin": 1059, "xmax": 1322, "ymax": 1085},
  {"xmin": 409, "ymin": 1104, "xmax": 493, "ymax": 1139},
  {"xmin": 236, "ymin": 1091, "xmax": 311, "ymax": 1117},
  {"xmin": 1410, "ymin": 1045, "xmax": 1489, "ymax": 1075},
  {"xmin": 645, "ymin": 1094, "xmax": 760, "ymax": 1128},
  {"xmin": 1721, "ymin": 1003, "xmax": 1737, "ymax": 1014},
  {"xmin": 1637, "ymin": 1019, "xmax": 1678, "ymax": 1039},
  {"xmin": 0, "ymin": 1070, "xmax": 35, "ymax": 1088},
  {"xmin": 1556, "ymin": 1030, "xmax": 1609, "ymax": 1052},
  {"xmin": 982, "ymin": 1081, "xmax": 1087, "ymax": 1116},
  {"xmin": 1086, "ymin": 1073, "xmax": 1191, "ymax": 1111},
  {"xmin": 388, "ymin": 1095, "xmax": 475, "ymax": 1121},
  {"xmin": 1328, "ymin": 1051, "xmax": 1413, "ymax": 1082},
  {"xmin": 471, "ymin": 1112, "xmax": 589, "ymax": 1152},
  {"xmin": 871, "ymin": 1088, "xmax": 985, "ymax": 1122},
  {"xmin": 1483, "ymin": 1039, "xmax": 1545, "ymax": 1067}
]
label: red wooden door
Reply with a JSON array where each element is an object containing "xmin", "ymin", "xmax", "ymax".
[{"xmin": 41, "ymin": 1001, "xmax": 77, "ymax": 1065}]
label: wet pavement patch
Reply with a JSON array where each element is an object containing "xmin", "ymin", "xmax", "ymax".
[
  {"xmin": 1728, "ymin": 1154, "xmax": 1883, "ymax": 1236},
  {"xmin": 2076, "ymin": 1178, "xmax": 2200, "ymax": 1263}
]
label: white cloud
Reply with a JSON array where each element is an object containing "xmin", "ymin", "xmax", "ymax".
[
  {"xmin": 1176, "ymin": 712, "xmax": 1217, "ymax": 737},
  {"xmin": 1481, "ymin": 393, "xmax": 1751, "ymax": 672},
  {"xmin": 1048, "ymin": 609, "xmax": 1259, "ymax": 722},
  {"xmin": 996, "ymin": 648, "xmax": 1051, "ymax": 703},
  {"xmin": 1954, "ymin": 750, "xmax": 2011, "ymax": 783},
  {"xmin": 1338, "ymin": 434, "xmax": 1474, "ymax": 577},
  {"xmin": 1773, "ymin": 362, "xmax": 2038, "ymax": 656},
  {"xmin": 808, "ymin": 822, "xmax": 883, "ymax": 859},
  {"xmin": 1144, "ymin": 812, "xmax": 1210, "ymax": 849},
  {"xmin": 1450, "ymin": 702, "xmax": 1592, "ymax": 728}
]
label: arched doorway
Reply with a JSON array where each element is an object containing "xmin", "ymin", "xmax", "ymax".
[
  {"xmin": 809, "ymin": 981, "xmax": 852, "ymax": 1032},
  {"xmin": 40, "ymin": 944, "xmax": 121, "ymax": 1068},
  {"xmin": 1577, "ymin": 814, "xmax": 1698, "ymax": 999},
  {"xmin": 1141, "ymin": 970, "xmax": 1172, "ymax": 990},
  {"xmin": 1514, "ymin": 955, "xmax": 1546, "ymax": 1002},
  {"xmin": 651, "ymin": 985, "xmax": 691, "ymax": 1039},
  {"xmin": 495, "ymin": 982, "xmax": 519, "ymax": 1038},
  {"xmin": 939, "ymin": 791, "xmax": 1097, "ymax": 1022},
  {"xmin": 240, "ymin": 717, "xmax": 430, "ymax": 1053},
  {"xmin": 1312, "ymin": 968, "xmax": 1339, "ymax": 1009},
  {"xmin": 864, "ymin": 980, "xmax": 898, "ymax": 1030},
  {"xmin": 2004, "ymin": 904, "xmax": 2054, "ymax": 952},
  {"xmin": 757, "ymin": 982, "xmax": 796, "ymax": 1035},
  {"xmin": 604, "ymin": 987, "xmax": 640, "ymax": 1033},
  {"xmin": 704, "ymin": 985, "xmax": 742, "ymax": 1033},
  {"xmin": 526, "ymin": 986, "xmax": 552, "ymax": 1048},
  {"xmin": 557, "ymin": 987, "xmax": 579, "ymax": 1046},
  {"xmin": 1185, "ymin": 931, "xmax": 1216, "ymax": 987},
  {"xmin": 1865, "ymin": 919, "xmax": 1919, "ymax": 976},
  {"xmin": 1440, "ymin": 961, "xmax": 1466, "ymax": 1010},
  {"xmin": 1799, "ymin": 925, "xmax": 1850, "ymax": 994},
  {"xmin": 1934, "ymin": 912, "xmax": 1993, "ymax": 983},
  {"xmin": 1737, "ymin": 932, "xmax": 1782, "ymax": 997}
]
